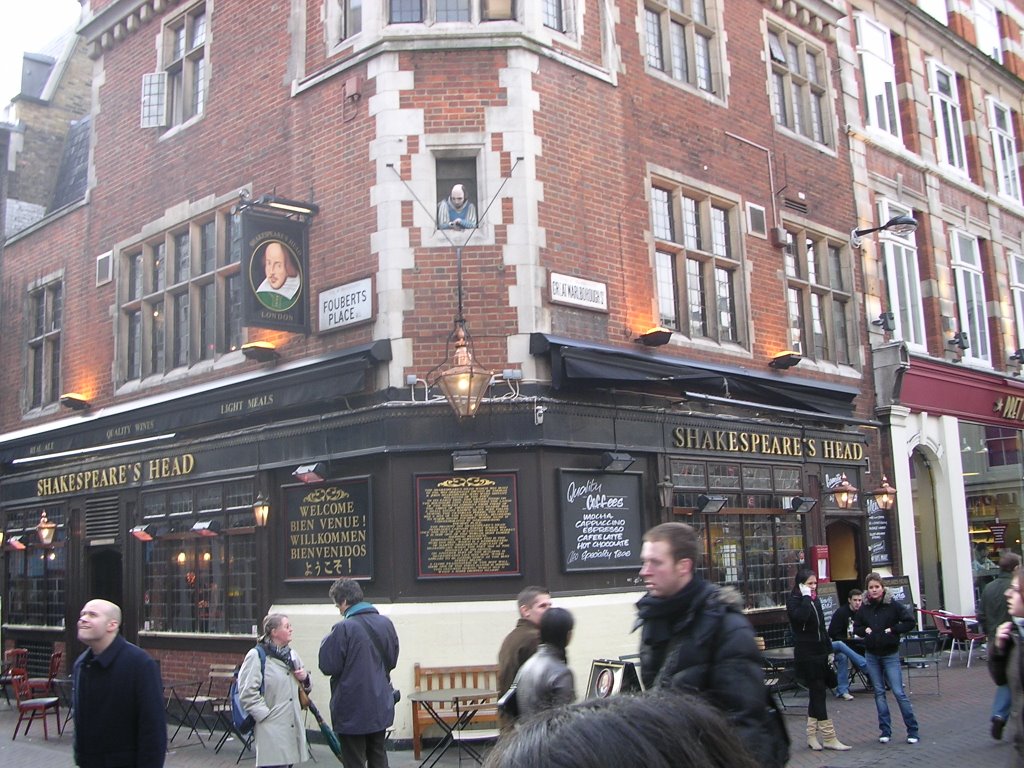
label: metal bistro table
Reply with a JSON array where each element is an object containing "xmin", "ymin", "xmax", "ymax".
[
  {"xmin": 762, "ymin": 646, "xmax": 795, "ymax": 662},
  {"xmin": 407, "ymin": 688, "xmax": 499, "ymax": 768}
]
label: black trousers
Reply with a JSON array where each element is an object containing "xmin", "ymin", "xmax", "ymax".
[{"xmin": 339, "ymin": 730, "xmax": 388, "ymax": 768}]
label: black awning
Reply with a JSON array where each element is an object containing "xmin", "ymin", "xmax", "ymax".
[
  {"xmin": 0, "ymin": 340, "xmax": 392, "ymax": 465},
  {"xmin": 532, "ymin": 334, "xmax": 859, "ymax": 417}
]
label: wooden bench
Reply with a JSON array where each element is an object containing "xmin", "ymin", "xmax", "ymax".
[{"xmin": 411, "ymin": 663, "xmax": 500, "ymax": 759}]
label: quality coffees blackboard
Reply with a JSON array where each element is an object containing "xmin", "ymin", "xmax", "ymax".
[
  {"xmin": 817, "ymin": 581, "xmax": 839, "ymax": 628},
  {"xmin": 416, "ymin": 473, "xmax": 520, "ymax": 578},
  {"xmin": 882, "ymin": 574, "xmax": 915, "ymax": 608},
  {"xmin": 866, "ymin": 497, "xmax": 893, "ymax": 567},
  {"xmin": 559, "ymin": 470, "xmax": 643, "ymax": 572},
  {"xmin": 284, "ymin": 477, "xmax": 373, "ymax": 581}
]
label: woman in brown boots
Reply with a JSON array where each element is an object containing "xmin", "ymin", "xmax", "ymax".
[{"xmin": 787, "ymin": 568, "xmax": 851, "ymax": 751}]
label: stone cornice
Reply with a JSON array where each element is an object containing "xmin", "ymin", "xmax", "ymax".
[
  {"xmin": 79, "ymin": 0, "xmax": 186, "ymax": 59},
  {"xmin": 763, "ymin": 0, "xmax": 847, "ymax": 40}
]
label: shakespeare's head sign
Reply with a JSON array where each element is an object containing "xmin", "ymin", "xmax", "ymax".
[{"xmin": 242, "ymin": 210, "xmax": 309, "ymax": 332}]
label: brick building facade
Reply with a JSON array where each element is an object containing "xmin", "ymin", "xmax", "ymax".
[{"xmin": 2, "ymin": 0, "xmax": 1018, "ymax": 741}]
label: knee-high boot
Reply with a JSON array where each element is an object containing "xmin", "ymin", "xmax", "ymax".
[
  {"xmin": 819, "ymin": 719, "xmax": 851, "ymax": 750},
  {"xmin": 806, "ymin": 717, "xmax": 823, "ymax": 750}
]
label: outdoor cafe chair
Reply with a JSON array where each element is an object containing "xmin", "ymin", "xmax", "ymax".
[
  {"xmin": 12, "ymin": 675, "xmax": 62, "ymax": 741},
  {"xmin": 899, "ymin": 629, "xmax": 942, "ymax": 694},
  {"xmin": 0, "ymin": 649, "xmax": 29, "ymax": 705},
  {"xmin": 948, "ymin": 617, "xmax": 986, "ymax": 667},
  {"xmin": 920, "ymin": 609, "xmax": 954, "ymax": 652},
  {"xmin": 27, "ymin": 651, "xmax": 63, "ymax": 697}
]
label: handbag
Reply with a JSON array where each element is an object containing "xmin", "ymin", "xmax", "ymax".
[
  {"xmin": 497, "ymin": 682, "xmax": 519, "ymax": 718},
  {"xmin": 825, "ymin": 657, "xmax": 839, "ymax": 689},
  {"xmin": 497, "ymin": 665, "xmax": 524, "ymax": 718}
]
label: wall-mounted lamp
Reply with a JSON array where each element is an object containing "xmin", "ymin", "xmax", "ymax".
[
  {"xmin": 36, "ymin": 511, "xmax": 57, "ymax": 545},
  {"xmin": 0, "ymin": 530, "xmax": 4, "ymax": 546},
  {"xmin": 790, "ymin": 496, "xmax": 817, "ymax": 514},
  {"xmin": 871, "ymin": 312, "xmax": 896, "ymax": 332},
  {"xmin": 696, "ymin": 494, "xmax": 728, "ymax": 514},
  {"xmin": 433, "ymin": 325, "xmax": 492, "ymax": 419},
  {"xmin": 242, "ymin": 341, "xmax": 279, "ymax": 362},
  {"xmin": 658, "ymin": 477, "xmax": 676, "ymax": 509},
  {"xmin": 868, "ymin": 475, "xmax": 896, "ymax": 511},
  {"xmin": 769, "ymin": 351, "xmax": 802, "ymax": 370},
  {"xmin": 600, "ymin": 452, "xmax": 636, "ymax": 472},
  {"xmin": 293, "ymin": 462, "xmax": 328, "ymax": 483},
  {"xmin": 59, "ymin": 392, "xmax": 91, "ymax": 411},
  {"xmin": 634, "ymin": 326, "xmax": 673, "ymax": 347},
  {"xmin": 253, "ymin": 492, "xmax": 270, "ymax": 527},
  {"xmin": 452, "ymin": 449, "xmax": 488, "ymax": 472},
  {"xmin": 237, "ymin": 191, "xmax": 320, "ymax": 219},
  {"xmin": 130, "ymin": 524, "xmax": 157, "ymax": 541},
  {"xmin": 850, "ymin": 214, "xmax": 918, "ymax": 249},
  {"xmin": 191, "ymin": 519, "xmax": 221, "ymax": 536},
  {"xmin": 176, "ymin": 551, "xmax": 187, "ymax": 565},
  {"xmin": 948, "ymin": 331, "xmax": 969, "ymax": 351},
  {"xmin": 832, "ymin": 474, "xmax": 858, "ymax": 510},
  {"xmin": 8, "ymin": 534, "xmax": 26, "ymax": 550}
]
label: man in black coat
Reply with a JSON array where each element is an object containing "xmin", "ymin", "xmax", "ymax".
[
  {"xmin": 635, "ymin": 522, "xmax": 789, "ymax": 768},
  {"xmin": 827, "ymin": 588, "xmax": 868, "ymax": 700},
  {"xmin": 73, "ymin": 599, "xmax": 166, "ymax": 768}
]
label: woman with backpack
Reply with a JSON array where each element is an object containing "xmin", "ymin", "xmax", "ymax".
[{"xmin": 239, "ymin": 613, "xmax": 313, "ymax": 767}]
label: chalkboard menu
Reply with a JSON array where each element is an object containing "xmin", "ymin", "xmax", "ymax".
[
  {"xmin": 285, "ymin": 478, "xmax": 373, "ymax": 581},
  {"xmin": 416, "ymin": 474, "xmax": 520, "ymax": 579},
  {"xmin": 558, "ymin": 470, "xmax": 643, "ymax": 572},
  {"xmin": 817, "ymin": 582, "xmax": 839, "ymax": 628},
  {"xmin": 866, "ymin": 498, "xmax": 893, "ymax": 567},
  {"xmin": 882, "ymin": 575, "xmax": 915, "ymax": 608}
]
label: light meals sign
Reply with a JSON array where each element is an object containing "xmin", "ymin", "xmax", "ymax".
[{"xmin": 549, "ymin": 273, "xmax": 608, "ymax": 312}]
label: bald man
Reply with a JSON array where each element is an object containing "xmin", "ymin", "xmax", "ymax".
[{"xmin": 73, "ymin": 599, "xmax": 166, "ymax": 768}]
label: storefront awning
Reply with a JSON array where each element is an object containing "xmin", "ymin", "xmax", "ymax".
[
  {"xmin": 531, "ymin": 334, "xmax": 860, "ymax": 418},
  {"xmin": 0, "ymin": 340, "xmax": 391, "ymax": 466}
]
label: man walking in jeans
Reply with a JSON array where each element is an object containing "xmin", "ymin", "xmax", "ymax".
[
  {"xmin": 320, "ymin": 578, "xmax": 400, "ymax": 768},
  {"xmin": 978, "ymin": 552, "xmax": 1020, "ymax": 739}
]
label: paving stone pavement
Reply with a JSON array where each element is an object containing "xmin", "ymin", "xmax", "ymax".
[{"xmin": 0, "ymin": 655, "xmax": 1005, "ymax": 767}]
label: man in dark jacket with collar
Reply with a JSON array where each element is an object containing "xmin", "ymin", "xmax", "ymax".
[
  {"xmin": 636, "ymin": 522, "xmax": 788, "ymax": 768},
  {"xmin": 73, "ymin": 599, "xmax": 166, "ymax": 768},
  {"xmin": 320, "ymin": 578, "xmax": 400, "ymax": 768},
  {"xmin": 497, "ymin": 585, "xmax": 551, "ymax": 729}
]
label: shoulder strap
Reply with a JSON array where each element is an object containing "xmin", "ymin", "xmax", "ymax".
[
  {"xmin": 353, "ymin": 614, "xmax": 393, "ymax": 675},
  {"xmin": 256, "ymin": 644, "xmax": 267, "ymax": 694}
]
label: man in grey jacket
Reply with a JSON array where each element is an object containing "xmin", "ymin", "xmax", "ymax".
[{"xmin": 319, "ymin": 579, "xmax": 399, "ymax": 768}]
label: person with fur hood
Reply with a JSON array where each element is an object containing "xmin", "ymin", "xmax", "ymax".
[
  {"xmin": 853, "ymin": 572, "xmax": 920, "ymax": 745},
  {"xmin": 635, "ymin": 523, "xmax": 790, "ymax": 768}
]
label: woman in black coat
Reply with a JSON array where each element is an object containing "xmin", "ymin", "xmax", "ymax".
[{"xmin": 787, "ymin": 568, "xmax": 850, "ymax": 751}]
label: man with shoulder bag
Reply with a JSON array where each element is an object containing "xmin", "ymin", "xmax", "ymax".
[{"xmin": 319, "ymin": 579, "xmax": 400, "ymax": 768}]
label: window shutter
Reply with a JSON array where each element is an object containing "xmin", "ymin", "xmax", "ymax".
[{"xmin": 140, "ymin": 72, "xmax": 168, "ymax": 128}]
